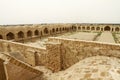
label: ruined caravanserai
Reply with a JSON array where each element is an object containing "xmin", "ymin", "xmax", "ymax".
[{"xmin": 0, "ymin": 23, "xmax": 120, "ymax": 80}]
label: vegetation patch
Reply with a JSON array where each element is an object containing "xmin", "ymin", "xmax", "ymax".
[
  {"xmin": 112, "ymin": 32, "xmax": 118, "ymax": 43},
  {"xmin": 93, "ymin": 32, "xmax": 102, "ymax": 41}
]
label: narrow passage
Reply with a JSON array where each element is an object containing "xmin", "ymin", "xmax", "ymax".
[{"xmin": 98, "ymin": 31, "xmax": 115, "ymax": 43}]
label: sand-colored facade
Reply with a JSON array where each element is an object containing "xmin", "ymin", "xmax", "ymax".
[
  {"xmin": 0, "ymin": 24, "xmax": 120, "ymax": 41},
  {"xmin": 0, "ymin": 24, "xmax": 120, "ymax": 80}
]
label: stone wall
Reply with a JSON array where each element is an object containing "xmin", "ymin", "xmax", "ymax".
[
  {"xmin": 0, "ymin": 39, "xmax": 62, "ymax": 72},
  {"xmin": 1, "ymin": 36, "xmax": 120, "ymax": 72},
  {"xmin": 48, "ymin": 37, "xmax": 120, "ymax": 69},
  {"xmin": 0, "ymin": 59, "xmax": 6, "ymax": 80},
  {"xmin": 0, "ymin": 24, "xmax": 120, "ymax": 41},
  {"xmin": 46, "ymin": 42, "xmax": 61, "ymax": 72},
  {"xmin": 0, "ymin": 24, "xmax": 72, "ymax": 41},
  {"xmin": 5, "ymin": 60, "xmax": 42, "ymax": 80},
  {"xmin": 0, "ymin": 53, "xmax": 43, "ymax": 80},
  {"xmin": 0, "ymin": 39, "xmax": 47, "ymax": 66}
]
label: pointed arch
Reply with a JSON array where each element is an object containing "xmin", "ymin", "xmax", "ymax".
[
  {"xmin": 56, "ymin": 28, "xmax": 58, "ymax": 32},
  {"xmin": 91, "ymin": 27, "xmax": 95, "ymax": 30},
  {"xmin": 82, "ymin": 26, "xmax": 85, "ymax": 30},
  {"xmin": 52, "ymin": 28, "xmax": 55, "ymax": 33},
  {"xmin": 18, "ymin": 31, "xmax": 24, "ymax": 38},
  {"xmin": 34, "ymin": 30, "xmax": 39, "ymax": 36},
  {"xmin": 6, "ymin": 32, "xmax": 15, "ymax": 40},
  {"xmin": 72, "ymin": 25, "xmax": 77, "ymax": 31},
  {"xmin": 87, "ymin": 26, "xmax": 90, "ymax": 30},
  {"xmin": 104, "ymin": 26, "xmax": 111, "ymax": 31},
  {"xmin": 44, "ymin": 28, "xmax": 49, "ymax": 34},
  {"xmin": 96, "ymin": 27, "xmax": 100, "ymax": 31},
  {"xmin": 27, "ymin": 30, "xmax": 32, "ymax": 37}
]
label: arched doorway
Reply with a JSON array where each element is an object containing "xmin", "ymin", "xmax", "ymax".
[
  {"xmin": 27, "ymin": 30, "xmax": 32, "ymax": 37},
  {"xmin": 18, "ymin": 31, "xmax": 24, "ymax": 38},
  {"xmin": 52, "ymin": 28, "xmax": 55, "ymax": 33},
  {"xmin": 44, "ymin": 28, "xmax": 49, "ymax": 34},
  {"xmin": 82, "ymin": 26, "xmax": 85, "ymax": 30},
  {"xmin": 87, "ymin": 26, "xmax": 90, "ymax": 30},
  {"xmin": 78, "ymin": 27, "xmax": 81, "ymax": 30},
  {"xmin": 6, "ymin": 32, "xmax": 15, "ymax": 40},
  {"xmin": 104, "ymin": 26, "xmax": 111, "ymax": 31},
  {"xmin": 62, "ymin": 28, "xmax": 64, "ymax": 31},
  {"xmin": 96, "ymin": 27, "xmax": 100, "ymax": 31},
  {"xmin": 91, "ymin": 27, "xmax": 95, "ymax": 30},
  {"xmin": 56, "ymin": 28, "xmax": 58, "ymax": 32},
  {"xmin": 34, "ymin": 30, "xmax": 39, "ymax": 36},
  {"xmin": 72, "ymin": 25, "xmax": 77, "ymax": 31}
]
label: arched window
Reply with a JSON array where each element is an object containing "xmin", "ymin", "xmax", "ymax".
[
  {"xmin": 6, "ymin": 32, "xmax": 15, "ymax": 40},
  {"xmin": 27, "ymin": 30, "xmax": 32, "ymax": 37},
  {"xmin": 0, "ymin": 35, "xmax": 3, "ymax": 39},
  {"xmin": 44, "ymin": 28, "xmax": 49, "ymax": 34},
  {"xmin": 18, "ymin": 31, "xmax": 24, "ymax": 38},
  {"xmin": 34, "ymin": 30, "xmax": 39, "ymax": 36}
]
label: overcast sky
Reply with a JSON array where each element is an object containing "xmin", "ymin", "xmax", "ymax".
[{"xmin": 0, "ymin": 0, "xmax": 120, "ymax": 25}]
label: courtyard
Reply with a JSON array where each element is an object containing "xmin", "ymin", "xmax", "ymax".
[{"xmin": 25, "ymin": 31, "xmax": 116, "ymax": 48}]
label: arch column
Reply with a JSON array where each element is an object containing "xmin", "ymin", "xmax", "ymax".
[
  {"xmin": 2, "ymin": 34, "xmax": 6, "ymax": 40},
  {"xmin": 24, "ymin": 32, "xmax": 28, "ymax": 39},
  {"xmin": 14, "ymin": 33, "xmax": 18, "ymax": 41}
]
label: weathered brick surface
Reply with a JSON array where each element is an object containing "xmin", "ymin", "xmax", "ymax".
[
  {"xmin": 0, "ymin": 59, "xmax": 6, "ymax": 80},
  {"xmin": 0, "ymin": 39, "xmax": 47, "ymax": 66},
  {"xmin": 46, "ymin": 42, "xmax": 61, "ymax": 72},
  {"xmin": 48, "ymin": 37, "xmax": 120, "ymax": 69},
  {"xmin": 0, "ymin": 53, "xmax": 43, "ymax": 80}
]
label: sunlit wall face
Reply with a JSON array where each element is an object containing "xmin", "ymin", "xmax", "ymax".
[{"xmin": 0, "ymin": 0, "xmax": 120, "ymax": 25}]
